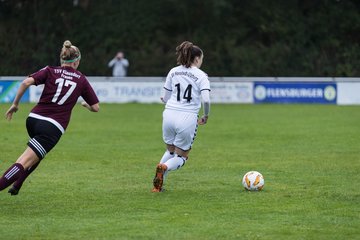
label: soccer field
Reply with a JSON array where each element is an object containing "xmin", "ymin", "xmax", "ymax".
[{"xmin": 0, "ymin": 103, "xmax": 359, "ymax": 239}]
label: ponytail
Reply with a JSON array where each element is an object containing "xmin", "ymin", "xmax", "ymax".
[{"xmin": 176, "ymin": 41, "xmax": 203, "ymax": 68}]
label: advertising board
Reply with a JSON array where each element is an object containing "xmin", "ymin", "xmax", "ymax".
[
  {"xmin": 254, "ymin": 82, "xmax": 337, "ymax": 104},
  {"xmin": 0, "ymin": 81, "xmax": 29, "ymax": 103}
]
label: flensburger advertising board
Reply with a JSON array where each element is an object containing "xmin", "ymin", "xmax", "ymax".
[{"xmin": 254, "ymin": 82, "xmax": 337, "ymax": 104}]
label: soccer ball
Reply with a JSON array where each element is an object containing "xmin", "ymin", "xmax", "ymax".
[{"xmin": 242, "ymin": 171, "xmax": 264, "ymax": 191}]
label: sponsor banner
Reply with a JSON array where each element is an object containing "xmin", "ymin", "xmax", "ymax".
[
  {"xmin": 254, "ymin": 82, "xmax": 337, "ymax": 104},
  {"xmin": 337, "ymin": 82, "xmax": 360, "ymax": 105},
  {"xmin": 88, "ymin": 82, "xmax": 253, "ymax": 104},
  {"xmin": 30, "ymin": 82, "xmax": 164, "ymax": 103},
  {"xmin": 211, "ymin": 82, "xmax": 253, "ymax": 103},
  {"xmin": 0, "ymin": 81, "xmax": 29, "ymax": 103},
  {"xmin": 89, "ymin": 82, "xmax": 164, "ymax": 103},
  {"xmin": 29, "ymin": 81, "xmax": 254, "ymax": 104},
  {"xmin": 29, "ymin": 80, "xmax": 356, "ymax": 105}
]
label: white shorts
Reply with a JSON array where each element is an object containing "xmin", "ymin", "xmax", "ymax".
[{"xmin": 162, "ymin": 109, "xmax": 198, "ymax": 151}]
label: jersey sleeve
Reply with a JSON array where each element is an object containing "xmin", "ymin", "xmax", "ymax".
[
  {"xmin": 199, "ymin": 74, "xmax": 211, "ymax": 92},
  {"xmin": 29, "ymin": 66, "xmax": 49, "ymax": 86},
  {"xmin": 81, "ymin": 78, "xmax": 99, "ymax": 106},
  {"xmin": 163, "ymin": 70, "xmax": 172, "ymax": 91}
]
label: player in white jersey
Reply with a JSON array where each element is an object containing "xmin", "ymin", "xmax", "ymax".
[{"xmin": 152, "ymin": 41, "xmax": 210, "ymax": 192}]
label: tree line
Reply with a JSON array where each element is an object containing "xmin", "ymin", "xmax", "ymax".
[{"xmin": 0, "ymin": 0, "xmax": 359, "ymax": 77}]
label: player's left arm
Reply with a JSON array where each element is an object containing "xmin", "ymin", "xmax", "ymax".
[
  {"xmin": 198, "ymin": 89, "xmax": 210, "ymax": 125},
  {"xmin": 81, "ymin": 79, "xmax": 100, "ymax": 112}
]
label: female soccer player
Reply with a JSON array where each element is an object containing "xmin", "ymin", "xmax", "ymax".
[
  {"xmin": 152, "ymin": 41, "xmax": 211, "ymax": 192},
  {"xmin": 1, "ymin": 40, "xmax": 99, "ymax": 195}
]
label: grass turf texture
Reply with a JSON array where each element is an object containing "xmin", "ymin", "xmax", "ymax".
[{"xmin": 0, "ymin": 103, "xmax": 359, "ymax": 240}]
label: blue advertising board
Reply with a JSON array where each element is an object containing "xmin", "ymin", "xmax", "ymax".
[
  {"xmin": 0, "ymin": 81, "xmax": 29, "ymax": 103},
  {"xmin": 254, "ymin": 82, "xmax": 337, "ymax": 104}
]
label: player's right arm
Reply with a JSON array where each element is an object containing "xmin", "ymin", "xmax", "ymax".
[
  {"xmin": 5, "ymin": 77, "xmax": 35, "ymax": 121},
  {"xmin": 161, "ymin": 69, "xmax": 173, "ymax": 103},
  {"xmin": 161, "ymin": 88, "xmax": 172, "ymax": 103}
]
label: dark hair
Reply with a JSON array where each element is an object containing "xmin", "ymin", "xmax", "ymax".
[
  {"xmin": 176, "ymin": 41, "xmax": 203, "ymax": 68},
  {"xmin": 60, "ymin": 40, "xmax": 81, "ymax": 64}
]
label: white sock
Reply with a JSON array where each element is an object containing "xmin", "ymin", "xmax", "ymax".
[
  {"xmin": 160, "ymin": 150, "xmax": 174, "ymax": 164},
  {"xmin": 164, "ymin": 155, "xmax": 187, "ymax": 171}
]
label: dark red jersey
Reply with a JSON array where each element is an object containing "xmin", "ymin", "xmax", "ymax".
[{"xmin": 29, "ymin": 66, "xmax": 99, "ymax": 132}]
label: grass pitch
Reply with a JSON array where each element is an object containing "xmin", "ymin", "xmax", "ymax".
[{"xmin": 0, "ymin": 103, "xmax": 359, "ymax": 240}]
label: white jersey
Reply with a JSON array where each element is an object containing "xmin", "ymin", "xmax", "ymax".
[{"xmin": 164, "ymin": 65, "xmax": 210, "ymax": 114}]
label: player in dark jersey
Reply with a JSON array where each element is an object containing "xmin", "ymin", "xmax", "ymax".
[{"xmin": 1, "ymin": 40, "xmax": 99, "ymax": 195}]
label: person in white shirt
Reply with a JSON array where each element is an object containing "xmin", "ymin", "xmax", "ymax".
[
  {"xmin": 152, "ymin": 41, "xmax": 211, "ymax": 192},
  {"xmin": 108, "ymin": 51, "xmax": 129, "ymax": 77}
]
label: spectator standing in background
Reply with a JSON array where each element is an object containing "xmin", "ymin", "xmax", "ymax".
[{"xmin": 108, "ymin": 51, "xmax": 129, "ymax": 77}]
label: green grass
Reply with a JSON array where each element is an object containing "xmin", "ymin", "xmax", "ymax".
[{"xmin": 0, "ymin": 103, "xmax": 359, "ymax": 240}]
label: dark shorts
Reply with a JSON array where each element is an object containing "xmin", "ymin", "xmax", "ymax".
[{"xmin": 26, "ymin": 117, "xmax": 62, "ymax": 160}]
